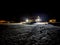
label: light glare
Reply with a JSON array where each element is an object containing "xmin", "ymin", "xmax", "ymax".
[{"xmin": 25, "ymin": 19, "xmax": 29, "ymax": 22}]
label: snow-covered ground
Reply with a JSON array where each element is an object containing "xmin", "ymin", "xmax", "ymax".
[{"xmin": 0, "ymin": 24, "xmax": 60, "ymax": 45}]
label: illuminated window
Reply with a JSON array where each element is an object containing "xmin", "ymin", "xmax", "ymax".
[{"xmin": 49, "ymin": 19, "xmax": 56, "ymax": 23}]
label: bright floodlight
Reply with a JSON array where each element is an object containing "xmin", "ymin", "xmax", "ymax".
[
  {"xmin": 35, "ymin": 19, "xmax": 40, "ymax": 22},
  {"xmin": 35, "ymin": 16, "xmax": 41, "ymax": 22},
  {"xmin": 25, "ymin": 18, "xmax": 29, "ymax": 22}
]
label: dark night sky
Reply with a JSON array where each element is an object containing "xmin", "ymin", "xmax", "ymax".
[{"xmin": 0, "ymin": 7, "xmax": 60, "ymax": 22}]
